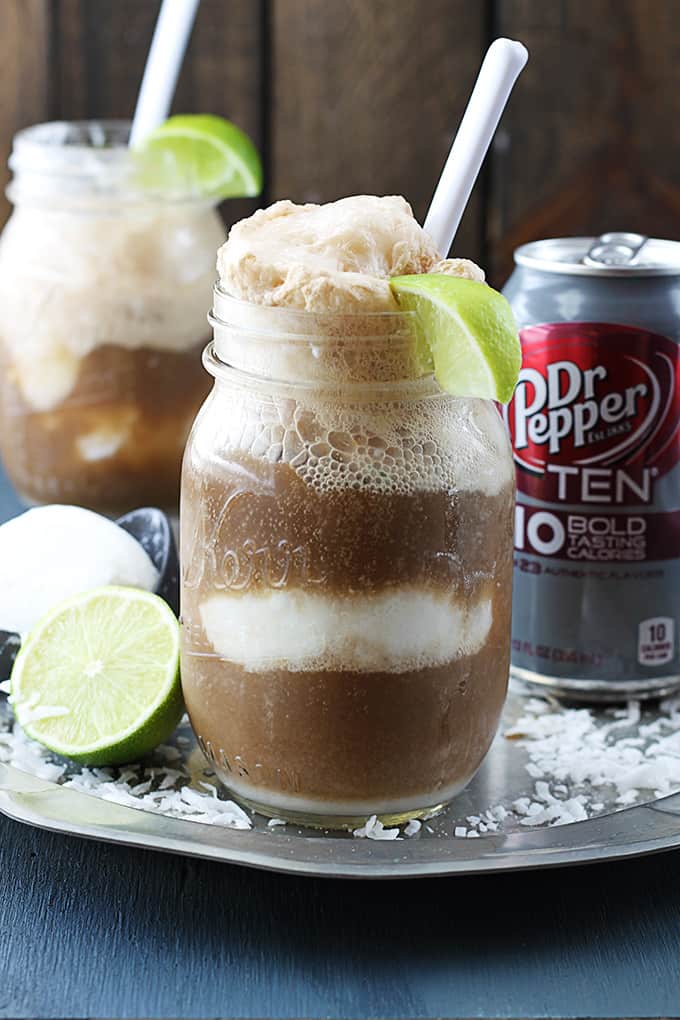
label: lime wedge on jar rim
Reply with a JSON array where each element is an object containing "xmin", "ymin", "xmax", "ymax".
[
  {"xmin": 10, "ymin": 585, "xmax": 182, "ymax": 766},
  {"xmin": 134, "ymin": 114, "xmax": 263, "ymax": 200},
  {"xmin": 390, "ymin": 274, "xmax": 522, "ymax": 403}
]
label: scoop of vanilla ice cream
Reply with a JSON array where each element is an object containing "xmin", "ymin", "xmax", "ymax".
[
  {"xmin": 217, "ymin": 195, "xmax": 481, "ymax": 313},
  {"xmin": 0, "ymin": 505, "xmax": 159, "ymax": 636}
]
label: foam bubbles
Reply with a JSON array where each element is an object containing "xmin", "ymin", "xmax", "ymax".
[{"xmin": 198, "ymin": 383, "xmax": 513, "ymax": 497}]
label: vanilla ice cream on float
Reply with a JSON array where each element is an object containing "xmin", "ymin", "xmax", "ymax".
[
  {"xmin": 217, "ymin": 195, "xmax": 484, "ymax": 311},
  {"xmin": 180, "ymin": 195, "xmax": 515, "ymax": 827}
]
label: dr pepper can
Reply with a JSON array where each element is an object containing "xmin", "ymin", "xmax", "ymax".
[{"xmin": 503, "ymin": 233, "xmax": 680, "ymax": 701}]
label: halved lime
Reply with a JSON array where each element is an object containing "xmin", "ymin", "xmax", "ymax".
[
  {"xmin": 390, "ymin": 274, "xmax": 521, "ymax": 403},
  {"xmin": 134, "ymin": 114, "xmax": 263, "ymax": 199},
  {"xmin": 10, "ymin": 586, "xmax": 182, "ymax": 766}
]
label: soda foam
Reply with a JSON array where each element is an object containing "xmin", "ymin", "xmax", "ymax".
[{"xmin": 193, "ymin": 386, "xmax": 513, "ymax": 497}]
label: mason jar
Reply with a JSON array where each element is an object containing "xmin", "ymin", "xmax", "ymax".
[
  {"xmin": 180, "ymin": 286, "xmax": 515, "ymax": 828},
  {"xmin": 0, "ymin": 121, "xmax": 225, "ymax": 515}
]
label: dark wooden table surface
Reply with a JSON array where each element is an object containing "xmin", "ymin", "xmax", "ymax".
[
  {"xmin": 2, "ymin": 477, "xmax": 680, "ymax": 1019},
  {"xmin": 3, "ymin": 813, "xmax": 680, "ymax": 1018}
]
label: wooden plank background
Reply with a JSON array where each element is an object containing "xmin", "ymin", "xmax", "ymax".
[{"xmin": 0, "ymin": 0, "xmax": 678, "ymax": 286}]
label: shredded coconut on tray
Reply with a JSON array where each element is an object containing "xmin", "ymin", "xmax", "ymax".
[
  {"xmin": 0, "ymin": 708, "xmax": 252, "ymax": 830},
  {"xmin": 450, "ymin": 693, "xmax": 680, "ymax": 837},
  {"xmin": 353, "ymin": 814, "xmax": 401, "ymax": 841},
  {"xmin": 3, "ymin": 691, "xmax": 680, "ymax": 841}
]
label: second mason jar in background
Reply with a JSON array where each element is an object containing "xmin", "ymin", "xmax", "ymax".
[{"xmin": 0, "ymin": 121, "xmax": 225, "ymax": 515}]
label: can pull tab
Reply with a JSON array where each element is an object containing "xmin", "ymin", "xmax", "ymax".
[{"xmin": 583, "ymin": 232, "xmax": 649, "ymax": 267}]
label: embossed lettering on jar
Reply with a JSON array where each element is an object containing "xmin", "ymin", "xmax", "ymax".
[{"xmin": 180, "ymin": 289, "xmax": 515, "ymax": 827}]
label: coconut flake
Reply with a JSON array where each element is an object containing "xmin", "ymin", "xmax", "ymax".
[
  {"xmin": 158, "ymin": 769, "xmax": 184, "ymax": 790},
  {"xmin": 353, "ymin": 815, "xmax": 400, "ymax": 840}
]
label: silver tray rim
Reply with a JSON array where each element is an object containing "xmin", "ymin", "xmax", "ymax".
[{"xmin": 2, "ymin": 760, "xmax": 680, "ymax": 879}]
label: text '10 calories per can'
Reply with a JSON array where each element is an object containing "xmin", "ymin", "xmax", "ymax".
[{"xmin": 503, "ymin": 233, "xmax": 680, "ymax": 701}]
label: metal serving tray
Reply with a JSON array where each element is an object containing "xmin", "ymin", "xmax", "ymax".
[{"xmin": 3, "ymin": 688, "xmax": 680, "ymax": 879}]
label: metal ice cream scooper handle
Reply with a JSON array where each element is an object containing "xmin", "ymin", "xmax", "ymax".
[
  {"xmin": 0, "ymin": 506, "xmax": 179, "ymax": 682},
  {"xmin": 115, "ymin": 506, "xmax": 179, "ymax": 616}
]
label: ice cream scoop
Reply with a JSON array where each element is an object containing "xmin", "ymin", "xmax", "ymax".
[{"xmin": 0, "ymin": 505, "xmax": 179, "ymax": 679}]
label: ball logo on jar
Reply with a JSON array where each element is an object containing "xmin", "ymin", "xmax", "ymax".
[{"xmin": 504, "ymin": 322, "xmax": 680, "ymax": 508}]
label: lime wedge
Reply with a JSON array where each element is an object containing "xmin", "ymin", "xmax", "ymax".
[
  {"xmin": 10, "ymin": 586, "xmax": 182, "ymax": 766},
  {"xmin": 134, "ymin": 114, "xmax": 263, "ymax": 200},
  {"xmin": 390, "ymin": 274, "xmax": 521, "ymax": 403}
]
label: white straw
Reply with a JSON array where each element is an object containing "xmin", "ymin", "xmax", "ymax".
[
  {"xmin": 129, "ymin": 0, "xmax": 200, "ymax": 147},
  {"xmin": 424, "ymin": 38, "xmax": 528, "ymax": 255}
]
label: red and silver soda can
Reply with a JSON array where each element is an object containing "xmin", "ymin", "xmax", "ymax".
[{"xmin": 503, "ymin": 234, "xmax": 680, "ymax": 701}]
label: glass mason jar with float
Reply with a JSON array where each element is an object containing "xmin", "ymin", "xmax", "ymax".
[
  {"xmin": 180, "ymin": 285, "xmax": 515, "ymax": 828},
  {"xmin": 0, "ymin": 121, "xmax": 225, "ymax": 515}
]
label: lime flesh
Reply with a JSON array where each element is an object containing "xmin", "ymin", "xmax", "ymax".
[
  {"xmin": 10, "ymin": 586, "xmax": 182, "ymax": 766},
  {"xmin": 134, "ymin": 113, "xmax": 263, "ymax": 200},
  {"xmin": 390, "ymin": 274, "xmax": 521, "ymax": 403}
]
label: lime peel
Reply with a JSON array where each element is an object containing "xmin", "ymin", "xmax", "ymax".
[
  {"xmin": 11, "ymin": 585, "xmax": 183, "ymax": 766},
  {"xmin": 390, "ymin": 274, "xmax": 521, "ymax": 403}
]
